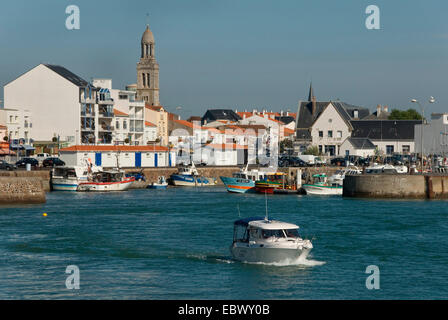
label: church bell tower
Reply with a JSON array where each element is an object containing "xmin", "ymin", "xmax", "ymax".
[{"xmin": 137, "ymin": 24, "xmax": 160, "ymax": 105}]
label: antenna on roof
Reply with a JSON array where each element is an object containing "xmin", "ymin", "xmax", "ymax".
[{"xmin": 146, "ymin": 13, "xmax": 150, "ymax": 26}]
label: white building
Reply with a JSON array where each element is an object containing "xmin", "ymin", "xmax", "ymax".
[
  {"xmin": 0, "ymin": 108, "xmax": 33, "ymax": 144},
  {"xmin": 415, "ymin": 113, "xmax": 448, "ymax": 155},
  {"xmin": 4, "ymin": 64, "xmax": 92, "ymax": 145},
  {"xmin": 59, "ymin": 145, "xmax": 176, "ymax": 168},
  {"xmin": 339, "ymin": 137, "xmax": 376, "ymax": 157}
]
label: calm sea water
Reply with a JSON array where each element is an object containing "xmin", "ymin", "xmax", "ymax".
[{"xmin": 0, "ymin": 187, "xmax": 447, "ymax": 299}]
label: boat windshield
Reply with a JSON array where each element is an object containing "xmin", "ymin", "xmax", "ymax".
[
  {"xmin": 284, "ymin": 229, "xmax": 300, "ymax": 238},
  {"xmin": 261, "ymin": 229, "xmax": 285, "ymax": 239}
]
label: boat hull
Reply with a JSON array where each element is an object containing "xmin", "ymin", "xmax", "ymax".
[
  {"xmin": 230, "ymin": 244, "xmax": 311, "ymax": 264},
  {"xmin": 148, "ymin": 183, "xmax": 168, "ymax": 190},
  {"xmin": 220, "ymin": 176, "xmax": 255, "ymax": 193},
  {"xmin": 171, "ymin": 174, "xmax": 216, "ymax": 186},
  {"xmin": 77, "ymin": 178, "xmax": 134, "ymax": 192},
  {"xmin": 303, "ymin": 184, "xmax": 342, "ymax": 195},
  {"xmin": 51, "ymin": 178, "xmax": 86, "ymax": 191}
]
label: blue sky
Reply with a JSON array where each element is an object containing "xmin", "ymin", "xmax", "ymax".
[{"xmin": 0, "ymin": 0, "xmax": 447, "ymax": 118}]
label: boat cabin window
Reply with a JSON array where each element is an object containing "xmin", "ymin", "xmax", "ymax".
[
  {"xmin": 285, "ymin": 229, "xmax": 300, "ymax": 238},
  {"xmin": 261, "ymin": 229, "xmax": 285, "ymax": 239}
]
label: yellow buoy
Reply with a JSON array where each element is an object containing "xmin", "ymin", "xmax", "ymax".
[{"xmin": 43, "ymin": 213, "xmax": 47, "ymax": 217}]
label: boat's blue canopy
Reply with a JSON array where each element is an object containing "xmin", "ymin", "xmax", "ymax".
[{"xmin": 234, "ymin": 216, "xmax": 269, "ymax": 227}]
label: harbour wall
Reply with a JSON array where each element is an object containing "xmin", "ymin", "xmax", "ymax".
[
  {"xmin": 0, "ymin": 177, "xmax": 46, "ymax": 204},
  {"xmin": 343, "ymin": 174, "xmax": 448, "ymax": 199}
]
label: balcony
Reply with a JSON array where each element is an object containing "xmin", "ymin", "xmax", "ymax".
[
  {"xmin": 81, "ymin": 126, "xmax": 95, "ymax": 132},
  {"xmin": 98, "ymin": 112, "xmax": 114, "ymax": 118},
  {"xmin": 80, "ymin": 97, "xmax": 96, "ymax": 104},
  {"xmin": 99, "ymin": 125, "xmax": 114, "ymax": 132},
  {"xmin": 97, "ymin": 98, "xmax": 114, "ymax": 105}
]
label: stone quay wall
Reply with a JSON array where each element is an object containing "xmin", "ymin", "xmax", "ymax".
[
  {"xmin": 0, "ymin": 177, "xmax": 46, "ymax": 204},
  {"xmin": 343, "ymin": 174, "xmax": 448, "ymax": 199}
]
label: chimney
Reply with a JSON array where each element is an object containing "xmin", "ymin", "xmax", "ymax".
[
  {"xmin": 377, "ymin": 104, "xmax": 382, "ymax": 116},
  {"xmin": 286, "ymin": 111, "xmax": 289, "ymax": 116},
  {"xmin": 312, "ymin": 96, "xmax": 317, "ymax": 115},
  {"xmin": 383, "ymin": 105, "xmax": 389, "ymax": 113}
]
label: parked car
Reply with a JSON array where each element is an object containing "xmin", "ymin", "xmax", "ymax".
[
  {"xmin": 15, "ymin": 157, "xmax": 39, "ymax": 168},
  {"xmin": 0, "ymin": 160, "xmax": 17, "ymax": 171},
  {"xmin": 314, "ymin": 157, "xmax": 327, "ymax": 166},
  {"xmin": 42, "ymin": 157, "xmax": 65, "ymax": 167},
  {"xmin": 279, "ymin": 156, "xmax": 307, "ymax": 167}
]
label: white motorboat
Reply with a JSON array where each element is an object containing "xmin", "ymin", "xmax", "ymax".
[
  {"xmin": 365, "ymin": 163, "xmax": 408, "ymax": 174},
  {"xmin": 303, "ymin": 173, "xmax": 343, "ymax": 195},
  {"xmin": 328, "ymin": 166, "xmax": 362, "ymax": 186},
  {"xmin": 230, "ymin": 216, "xmax": 313, "ymax": 264},
  {"xmin": 77, "ymin": 170, "xmax": 135, "ymax": 192},
  {"xmin": 51, "ymin": 163, "xmax": 102, "ymax": 191}
]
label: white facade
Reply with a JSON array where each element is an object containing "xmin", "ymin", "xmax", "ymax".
[
  {"xmin": 59, "ymin": 146, "xmax": 176, "ymax": 168},
  {"xmin": 0, "ymin": 108, "xmax": 33, "ymax": 143},
  {"xmin": 415, "ymin": 113, "xmax": 448, "ymax": 155},
  {"xmin": 311, "ymin": 103, "xmax": 351, "ymax": 156},
  {"xmin": 339, "ymin": 139, "xmax": 375, "ymax": 157},
  {"xmin": 4, "ymin": 64, "xmax": 80, "ymax": 144}
]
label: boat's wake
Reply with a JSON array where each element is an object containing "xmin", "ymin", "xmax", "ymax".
[
  {"xmin": 186, "ymin": 253, "xmax": 325, "ymax": 267},
  {"xmin": 243, "ymin": 256, "xmax": 326, "ymax": 267}
]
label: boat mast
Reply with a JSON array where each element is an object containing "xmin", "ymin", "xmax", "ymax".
[{"xmin": 264, "ymin": 192, "xmax": 269, "ymax": 221}]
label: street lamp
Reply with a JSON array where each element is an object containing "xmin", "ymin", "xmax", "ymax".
[{"xmin": 411, "ymin": 97, "xmax": 436, "ymax": 173}]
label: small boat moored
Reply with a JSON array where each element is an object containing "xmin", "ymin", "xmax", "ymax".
[
  {"xmin": 170, "ymin": 162, "xmax": 217, "ymax": 186},
  {"xmin": 148, "ymin": 176, "xmax": 168, "ymax": 189},
  {"xmin": 302, "ymin": 173, "xmax": 343, "ymax": 195},
  {"xmin": 230, "ymin": 216, "xmax": 313, "ymax": 264}
]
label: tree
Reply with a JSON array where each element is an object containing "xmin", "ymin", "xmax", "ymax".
[
  {"xmin": 303, "ymin": 145, "xmax": 320, "ymax": 156},
  {"xmin": 388, "ymin": 108, "xmax": 423, "ymax": 120},
  {"xmin": 280, "ymin": 139, "xmax": 293, "ymax": 154}
]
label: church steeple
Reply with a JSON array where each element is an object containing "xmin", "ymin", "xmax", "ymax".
[
  {"xmin": 307, "ymin": 82, "xmax": 314, "ymax": 101},
  {"xmin": 137, "ymin": 22, "xmax": 160, "ymax": 106}
]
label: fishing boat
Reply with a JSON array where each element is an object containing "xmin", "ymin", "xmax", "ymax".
[
  {"xmin": 148, "ymin": 176, "xmax": 168, "ymax": 189},
  {"xmin": 302, "ymin": 173, "xmax": 343, "ymax": 195},
  {"xmin": 220, "ymin": 165, "xmax": 273, "ymax": 193},
  {"xmin": 77, "ymin": 170, "xmax": 135, "ymax": 192},
  {"xmin": 230, "ymin": 216, "xmax": 313, "ymax": 263},
  {"xmin": 255, "ymin": 172, "xmax": 287, "ymax": 194},
  {"xmin": 51, "ymin": 161, "xmax": 102, "ymax": 191},
  {"xmin": 170, "ymin": 162, "xmax": 217, "ymax": 186}
]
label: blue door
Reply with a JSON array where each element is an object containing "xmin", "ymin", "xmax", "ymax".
[
  {"xmin": 95, "ymin": 153, "xmax": 102, "ymax": 166},
  {"xmin": 154, "ymin": 153, "xmax": 158, "ymax": 167},
  {"xmin": 168, "ymin": 153, "xmax": 172, "ymax": 167},
  {"xmin": 135, "ymin": 152, "xmax": 142, "ymax": 168}
]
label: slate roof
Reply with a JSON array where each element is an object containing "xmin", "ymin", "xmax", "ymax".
[
  {"xmin": 44, "ymin": 64, "xmax": 89, "ymax": 87},
  {"xmin": 350, "ymin": 120, "xmax": 420, "ymax": 140},
  {"xmin": 346, "ymin": 137, "xmax": 376, "ymax": 149},
  {"xmin": 363, "ymin": 111, "xmax": 391, "ymax": 120},
  {"xmin": 275, "ymin": 116, "xmax": 295, "ymax": 125},
  {"xmin": 202, "ymin": 109, "xmax": 242, "ymax": 124}
]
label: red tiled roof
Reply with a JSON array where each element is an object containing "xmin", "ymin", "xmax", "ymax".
[
  {"xmin": 113, "ymin": 109, "xmax": 128, "ymax": 117},
  {"xmin": 284, "ymin": 128, "xmax": 295, "ymax": 136},
  {"xmin": 145, "ymin": 121, "xmax": 156, "ymax": 127},
  {"xmin": 60, "ymin": 145, "xmax": 169, "ymax": 152}
]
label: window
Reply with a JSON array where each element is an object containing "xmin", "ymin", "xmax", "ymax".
[
  {"xmin": 318, "ymin": 145, "xmax": 323, "ymax": 153},
  {"xmin": 354, "ymin": 110, "xmax": 359, "ymax": 118},
  {"xmin": 337, "ymin": 131, "xmax": 342, "ymax": 138},
  {"xmin": 386, "ymin": 145, "xmax": 394, "ymax": 155},
  {"xmin": 116, "ymin": 121, "xmax": 120, "ymax": 130},
  {"xmin": 318, "ymin": 131, "xmax": 323, "ymax": 137},
  {"xmin": 402, "ymin": 145, "xmax": 410, "ymax": 153},
  {"xmin": 328, "ymin": 130, "xmax": 333, "ymax": 138},
  {"xmin": 123, "ymin": 121, "xmax": 127, "ymax": 129},
  {"xmin": 142, "ymin": 74, "xmax": 146, "ymax": 87},
  {"xmin": 119, "ymin": 95, "xmax": 128, "ymax": 100}
]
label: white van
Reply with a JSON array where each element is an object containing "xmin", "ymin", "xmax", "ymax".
[
  {"xmin": 298, "ymin": 155, "xmax": 315, "ymax": 165},
  {"xmin": 35, "ymin": 153, "xmax": 50, "ymax": 163}
]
